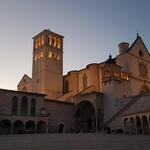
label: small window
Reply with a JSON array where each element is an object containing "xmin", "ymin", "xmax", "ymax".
[
  {"xmin": 37, "ymin": 79, "xmax": 39, "ymax": 83},
  {"xmin": 40, "ymin": 52, "xmax": 43, "ymax": 58},
  {"xmin": 35, "ymin": 55, "xmax": 37, "ymax": 61},
  {"xmin": 41, "ymin": 36, "xmax": 44, "ymax": 45},
  {"xmin": 48, "ymin": 51, "xmax": 52, "ymax": 58},
  {"xmin": 48, "ymin": 35, "xmax": 52, "ymax": 45},
  {"xmin": 31, "ymin": 98, "xmax": 36, "ymax": 116},
  {"xmin": 53, "ymin": 37, "xmax": 57, "ymax": 47},
  {"xmin": 63, "ymin": 80, "xmax": 69, "ymax": 94},
  {"xmin": 139, "ymin": 50, "xmax": 143, "ymax": 57},
  {"xmin": 35, "ymin": 40, "xmax": 38, "ymax": 49},
  {"xmin": 57, "ymin": 39, "xmax": 61, "ymax": 48},
  {"xmin": 38, "ymin": 53, "xmax": 40, "ymax": 59},
  {"xmin": 83, "ymin": 73, "xmax": 87, "ymax": 89},
  {"xmin": 12, "ymin": 96, "xmax": 18, "ymax": 115},
  {"xmin": 21, "ymin": 96, "xmax": 28, "ymax": 115},
  {"xmin": 38, "ymin": 38, "xmax": 41, "ymax": 47}
]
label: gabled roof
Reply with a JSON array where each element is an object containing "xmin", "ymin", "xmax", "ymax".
[
  {"xmin": 17, "ymin": 74, "xmax": 32, "ymax": 87},
  {"xmin": 127, "ymin": 34, "xmax": 150, "ymax": 55},
  {"xmin": 32, "ymin": 29, "xmax": 64, "ymax": 39},
  {"xmin": 117, "ymin": 34, "xmax": 150, "ymax": 57}
]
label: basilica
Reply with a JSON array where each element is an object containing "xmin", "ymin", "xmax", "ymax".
[{"xmin": 0, "ymin": 29, "xmax": 150, "ymax": 135}]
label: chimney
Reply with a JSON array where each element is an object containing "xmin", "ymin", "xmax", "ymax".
[{"xmin": 118, "ymin": 42, "xmax": 129, "ymax": 54}]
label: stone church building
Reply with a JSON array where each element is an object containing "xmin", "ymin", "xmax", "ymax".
[{"xmin": 0, "ymin": 29, "xmax": 150, "ymax": 135}]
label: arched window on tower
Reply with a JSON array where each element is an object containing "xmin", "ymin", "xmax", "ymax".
[
  {"xmin": 52, "ymin": 37, "xmax": 57, "ymax": 47},
  {"xmin": 21, "ymin": 96, "xmax": 28, "ymax": 115},
  {"xmin": 83, "ymin": 73, "xmax": 87, "ymax": 90},
  {"xmin": 31, "ymin": 98, "xmax": 36, "ymax": 116},
  {"xmin": 48, "ymin": 35, "xmax": 52, "ymax": 45},
  {"xmin": 35, "ymin": 40, "xmax": 38, "ymax": 49},
  {"xmin": 41, "ymin": 35, "xmax": 44, "ymax": 45},
  {"xmin": 12, "ymin": 96, "xmax": 18, "ymax": 115},
  {"xmin": 38, "ymin": 37, "xmax": 41, "ymax": 47},
  {"xmin": 63, "ymin": 80, "xmax": 69, "ymax": 94},
  {"xmin": 57, "ymin": 38, "xmax": 61, "ymax": 48}
]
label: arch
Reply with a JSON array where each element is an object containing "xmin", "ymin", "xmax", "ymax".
[
  {"xmin": 21, "ymin": 96, "xmax": 28, "ymax": 115},
  {"xmin": 75, "ymin": 101, "xmax": 96, "ymax": 132},
  {"xmin": 57, "ymin": 38, "xmax": 61, "ymax": 48},
  {"xmin": 37, "ymin": 121, "xmax": 46, "ymax": 134},
  {"xmin": 31, "ymin": 98, "xmax": 36, "ymax": 116},
  {"xmin": 12, "ymin": 96, "xmax": 18, "ymax": 115},
  {"xmin": 48, "ymin": 35, "xmax": 52, "ymax": 45},
  {"xmin": 35, "ymin": 39, "xmax": 38, "ymax": 48},
  {"xmin": 130, "ymin": 117, "xmax": 136, "ymax": 134},
  {"xmin": 52, "ymin": 37, "xmax": 57, "ymax": 47},
  {"xmin": 25, "ymin": 121, "xmax": 35, "ymax": 134},
  {"xmin": 140, "ymin": 84, "xmax": 149, "ymax": 93},
  {"xmin": 58, "ymin": 123, "xmax": 64, "ymax": 133},
  {"xmin": 13, "ymin": 120, "xmax": 24, "ymax": 134},
  {"xmin": 41, "ymin": 35, "xmax": 44, "ymax": 45},
  {"xmin": 38, "ymin": 37, "xmax": 41, "ymax": 47},
  {"xmin": 0, "ymin": 119, "xmax": 11, "ymax": 134},
  {"xmin": 83, "ymin": 73, "xmax": 87, "ymax": 89},
  {"xmin": 124, "ymin": 118, "xmax": 130, "ymax": 134},
  {"xmin": 136, "ymin": 116, "xmax": 142, "ymax": 134},
  {"xmin": 142, "ymin": 115, "xmax": 149, "ymax": 135}
]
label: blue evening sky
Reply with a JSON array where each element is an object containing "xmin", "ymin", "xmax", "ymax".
[{"xmin": 0, "ymin": 0, "xmax": 150, "ymax": 90}]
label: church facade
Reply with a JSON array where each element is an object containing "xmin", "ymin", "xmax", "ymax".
[{"xmin": 0, "ymin": 29, "xmax": 150, "ymax": 134}]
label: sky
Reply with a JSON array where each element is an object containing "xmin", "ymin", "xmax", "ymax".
[{"xmin": 0, "ymin": 0, "xmax": 150, "ymax": 90}]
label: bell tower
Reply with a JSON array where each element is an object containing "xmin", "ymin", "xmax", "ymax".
[{"xmin": 32, "ymin": 29, "xmax": 63, "ymax": 99}]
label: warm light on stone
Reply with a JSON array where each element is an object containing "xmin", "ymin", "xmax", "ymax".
[
  {"xmin": 48, "ymin": 51, "xmax": 52, "ymax": 58},
  {"xmin": 57, "ymin": 38, "xmax": 61, "ymax": 48},
  {"xmin": 40, "ymin": 52, "xmax": 43, "ymax": 58}
]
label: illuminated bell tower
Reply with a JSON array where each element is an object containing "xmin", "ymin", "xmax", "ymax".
[{"xmin": 32, "ymin": 29, "xmax": 63, "ymax": 99}]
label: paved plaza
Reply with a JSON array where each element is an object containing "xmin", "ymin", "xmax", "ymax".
[{"xmin": 0, "ymin": 133, "xmax": 149, "ymax": 150}]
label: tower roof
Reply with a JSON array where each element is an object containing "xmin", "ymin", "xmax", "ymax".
[{"xmin": 32, "ymin": 29, "xmax": 64, "ymax": 39}]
